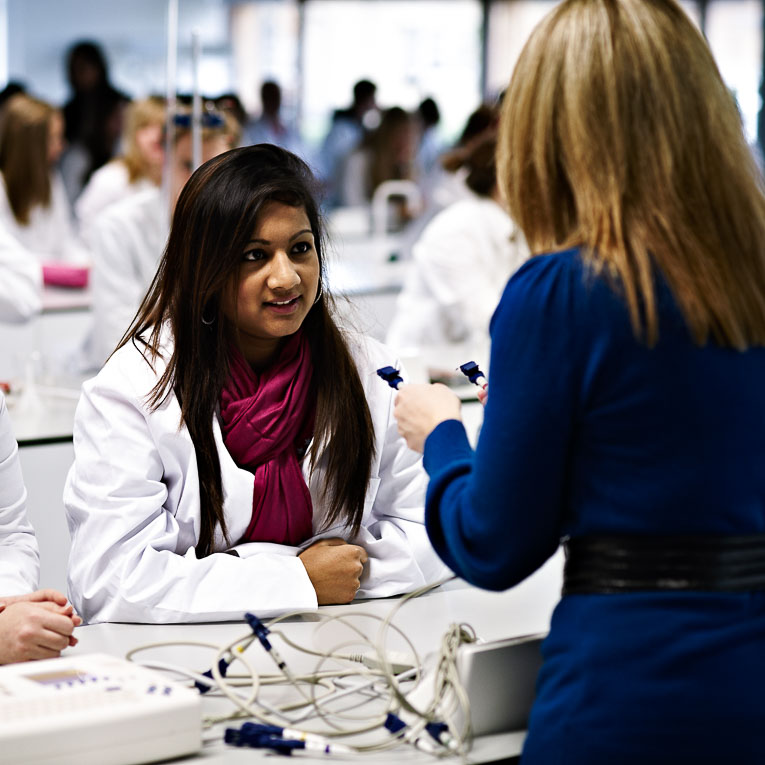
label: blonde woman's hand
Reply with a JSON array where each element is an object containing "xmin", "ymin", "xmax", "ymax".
[
  {"xmin": 299, "ymin": 538, "xmax": 369, "ymax": 605},
  {"xmin": 393, "ymin": 383, "xmax": 462, "ymax": 453}
]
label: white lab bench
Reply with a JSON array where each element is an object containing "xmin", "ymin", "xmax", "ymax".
[{"xmin": 67, "ymin": 552, "xmax": 564, "ymax": 764}]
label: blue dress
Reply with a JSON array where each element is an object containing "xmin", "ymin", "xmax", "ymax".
[{"xmin": 423, "ymin": 249, "xmax": 765, "ymax": 763}]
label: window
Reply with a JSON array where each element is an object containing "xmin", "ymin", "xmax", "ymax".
[{"xmin": 301, "ymin": 0, "xmax": 483, "ymax": 148}]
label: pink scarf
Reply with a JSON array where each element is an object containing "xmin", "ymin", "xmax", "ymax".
[{"xmin": 220, "ymin": 332, "xmax": 315, "ymax": 545}]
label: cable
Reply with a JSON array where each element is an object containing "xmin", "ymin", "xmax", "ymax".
[{"xmin": 125, "ymin": 574, "xmax": 479, "ymax": 757}]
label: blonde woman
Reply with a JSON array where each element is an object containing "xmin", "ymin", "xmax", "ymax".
[
  {"xmin": 0, "ymin": 94, "xmax": 87, "ymax": 264},
  {"xmin": 75, "ymin": 96, "xmax": 165, "ymax": 235},
  {"xmin": 393, "ymin": 1, "xmax": 765, "ymax": 761}
]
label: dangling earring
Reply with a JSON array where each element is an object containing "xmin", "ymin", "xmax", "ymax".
[{"xmin": 313, "ymin": 284, "xmax": 323, "ymax": 306}]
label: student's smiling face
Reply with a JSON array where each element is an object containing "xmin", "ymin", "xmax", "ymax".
[{"xmin": 222, "ymin": 200, "xmax": 320, "ymax": 367}]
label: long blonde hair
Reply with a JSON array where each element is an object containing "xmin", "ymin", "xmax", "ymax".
[
  {"xmin": 498, "ymin": 0, "xmax": 765, "ymax": 348},
  {"xmin": 122, "ymin": 96, "xmax": 165, "ymax": 183},
  {"xmin": 0, "ymin": 94, "xmax": 55, "ymax": 225}
]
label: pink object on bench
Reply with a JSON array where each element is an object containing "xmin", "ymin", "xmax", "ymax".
[{"xmin": 42, "ymin": 262, "xmax": 90, "ymax": 288}]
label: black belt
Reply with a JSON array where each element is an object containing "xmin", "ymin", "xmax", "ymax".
[{"xmin": 562, "ymin": 534, "xmax": 765, "ymax": 594}]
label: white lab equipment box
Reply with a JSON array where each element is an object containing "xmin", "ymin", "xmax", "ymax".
[{"xmin": 0, "ymin": 653, "xmax": 202, "ymax": 764}]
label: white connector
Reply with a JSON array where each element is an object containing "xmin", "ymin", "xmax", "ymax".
[{"xmin": 343, "ymin": 651, "xmax": 416, "ymax": 675}]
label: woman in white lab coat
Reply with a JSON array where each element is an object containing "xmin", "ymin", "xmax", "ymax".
[
  {"xmin": 79, "ymin": 109, "xmax": 234, "ymax": 372},
  {"xmin": 386, "ymin": 134, "xmax": 528, "ymax": 354},
  {"xmin": 0, "ymin": 393, "xmax": 80, "ymax": 662},
  {"xmin": 0, "ymin": 94, "xmax": 88, "ymax": 265},
  {"xmin": 75, "ymin": 96, "xmax": 165, "ymax": 236},
  {"xmin": 65, "ymin": 144, "xmax": 449, "ymax": 624}
]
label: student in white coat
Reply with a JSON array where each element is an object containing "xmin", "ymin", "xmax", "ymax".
[
  {"xmin": 65, "ymin": 144, "xmax": 449, "ymax": 624},
  {"xmin": 0, "ymin": 393, "xmax": 81, "ymax": 663},
  {"xmin": 80, "ymin": 110, "xmax": 234, "ymax": 371},
  {"xmin": 386, "ymin": 133, "xmax": 528, "ymax": 355},
  {"xmin": 75, "ymin": 96, "xmax": 165, "ymax": 237},
  {"xmin": 0, "ymin": 94, "xmax": 88, "ymax": 265},
  {"xmin": 0, "ymin": 226, "xmax": 43, "ymax": 322}
]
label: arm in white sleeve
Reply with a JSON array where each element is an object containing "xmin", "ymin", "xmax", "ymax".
[
  {"xmin": 355, "ymin": 412, "xmax": 453, "ymax": 597},
  {"xmin": 412, "ymin": 200, "xmax": 528, "ymax": 345},
  {"xmin": 351, "ymin": 361, "xmax": 452, "ymax": 597},
  {"xmin": 64, "ymin": 364, "xmax": 317, "ymax": 624},
  {"xmin": 86, "ymin": 214, "xmax": 149, "ymax": 367},
  {"xmin": 0, "ymin": 394, "xmax": 39, "ymax": 595},
  {"xmin": 0, "ymin": 228, "xmax": 42, "ymax": 323}
]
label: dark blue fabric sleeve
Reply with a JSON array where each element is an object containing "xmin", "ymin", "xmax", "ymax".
[{"xmin": 423, "ymin": 253, "xmax": 582, "ymax": 590}]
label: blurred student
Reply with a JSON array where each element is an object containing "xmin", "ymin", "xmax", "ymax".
[
  {"xmin": 0, "ymin": 94, "xmax": 88, "ymax": 264},
  {"xmin": 387, "ymin": 134, "xmax": 528, "ymax": 353},
  {"xmin": 0, "ymin": 393, "xmax": 80, "ymax": 663},
  {"xmin": 243, "ymin": 81, "xmax": 306, "ymax": 160},
  {"xmin": 319, "ymin": 79, "xmax": 377, "ymax": 207},
  {"xmin": 80, "ymin": 109, "xmax": 235, "ymax": 371},
  {"xmin": 340, "ymin": 106, "xmax": 418, "ymax": 210},
  {"xmin": 393, "ymin": 1, "xmax": 765, "ymax": 762},
  {"xmin": 75, "ymin": 96, "xmax": 165, "ymax": 235},
  {"xmin": 60, "ymin": 41, "xmax": 129, "ymax": 203},
  {"xmin": 415, "ymin": 97, "xmax": 443, "ymax": 177},
  {"xmin": 428, "ymin": 103, "xmax": 499, "ymax": 212}
]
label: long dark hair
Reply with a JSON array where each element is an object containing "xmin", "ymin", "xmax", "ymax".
[{"xmin": 118, "ymin": 144, "xmax": 375, "ymax": 556}]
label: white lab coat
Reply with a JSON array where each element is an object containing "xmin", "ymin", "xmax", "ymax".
[
  {"xmin": 386, "ymin": 195, "xmax": 529, "ymax": 353},
  {"xmin": 64, "ymin": 330, "xmax": 450, "ymax": 624},
  {"xmin": 0, "ymin": 172, "xmax": 89, "ymax": 264},
  {"xmin": 0, "ymin": 226, "xmax": 42, "ymax": 323},
  {"xmin": 75, "ymin": 160, "xmax": 155, "ymax": 238},
  {"xmin": 80, "ymin": 187, "xmax": 168, "ymax": 371},
  {"xmin": 0, "ymin": 394, "xmax": 39, "ymax": 595}
]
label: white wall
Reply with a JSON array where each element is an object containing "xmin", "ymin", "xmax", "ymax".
[{"xmin": 6, "ymin": 0, "xmax": 233, "ymax": 105}]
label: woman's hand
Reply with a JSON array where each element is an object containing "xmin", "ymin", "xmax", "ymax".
[
  {"xmin": 393, "ymin": 383, "xmax": 462, "ymax": 453},
  {"xmin": 298, "ymin": 538, "xmax": 369, "ymax": 605},
  {"xmin": 0, "ymin": 601, "xmax": 81, "ymax": 664},
  {"xmin": 0, "ymin": 589, "xmax": 70, "ymax": 609}
]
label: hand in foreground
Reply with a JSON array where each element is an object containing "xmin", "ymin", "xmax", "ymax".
[
  {"xmin": 299, "ymin": 537, "xmax": 368, "ymax": 605},
  {"xmin": 477, "ymin": 385, "xmax": 488, "ymax": 406},
  {"xmin": 0, "ymin": 601, "xmax": 81, "ymax": 664},
  {"xmin": 0, "ymin": 588, "xmax": 70, "ymax": 609},
  {"xmin": 393, "ymin": 383, "xmax": 462, "ymax": 453}
]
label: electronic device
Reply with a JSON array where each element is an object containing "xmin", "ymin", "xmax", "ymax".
[
  {"xmin": 0, "ymin": 653, "xmax": 202, "ymax": 765},
  {"xmin": 457, "ymin": 633, "xmax": 544, "ymax": 735}
]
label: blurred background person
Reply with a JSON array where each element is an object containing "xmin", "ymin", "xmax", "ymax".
[
  {"xmin": 318, "ymin": 78, "xmax": 377, "ymax": 207},
  {"xmin": 0, "ymin": 94, "xmax": 88, "ymax": 265},
  {"xmin": 415, "ymin": 96, "xmax": 443, "ymax": 179},
  {"xmin": 214, "ymin": 92, "xmax": 248, "ymax": 142},
  {"xmin": 0, "ymin": 228, "xmax": 43, "ymax": 323},
  {"xmin": 243, "ymin": 80, "xmax": 307, "ymax": 160},
  {"xmin": 75, "ymin": 96, "xmax": 165, "ymax": 236},
  {"xmin": 60, "ymin": 40, "xmax": 129, "ymax": 204},
  {"xmin": 387, "ymin": 133, "xmax": 528, "ymax": 355},
  {"xmin": 79, "ymin": 107, "xmax": 236, "ymax": 372},
  {"xmin": 339, "ymin": 106, "xmax": 419, "ymax": 218}
]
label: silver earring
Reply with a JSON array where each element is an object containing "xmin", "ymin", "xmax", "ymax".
[
  {"xmin": 313, "ymin": 284, "xmax": 323, "ymax": 306},
  {"xmin": 201, "ymin": 307, "xmax": 216, "ymax": 325}
]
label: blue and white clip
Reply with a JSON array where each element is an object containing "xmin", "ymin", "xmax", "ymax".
[{"xmin": 376, "ymin": 366, "xmax": 403, "ymax": 390}]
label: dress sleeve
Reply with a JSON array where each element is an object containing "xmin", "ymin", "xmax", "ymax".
[
  {"xmin": 0, "ymin": 394, "xmax": 39, "ymax": 595},
  {"xmin": 423, "ymin": 255, "xmax": 582, "ymax": 590},
  {"xmin": 64, "ymin": 359, "xmax": 316, "ymax": 624}
]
